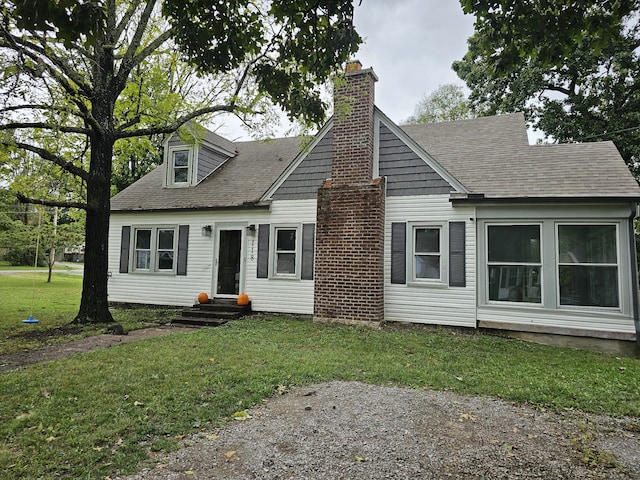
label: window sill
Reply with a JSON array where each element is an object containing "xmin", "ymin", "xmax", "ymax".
[{"xmin": 406, "ymin": 281, "xmax": 448, "ymax": 289}]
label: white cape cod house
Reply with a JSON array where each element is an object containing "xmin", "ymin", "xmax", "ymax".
[{"xmin": 109, "ymin": 62, "xmax": 640, "ymax": 347}]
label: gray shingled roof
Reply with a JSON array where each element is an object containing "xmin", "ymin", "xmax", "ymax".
[
  {"xmin": 111, "ymin": 112, "xmax": 640, "ymax": 212},
  {"xmin": 402, "ymin": 113, "xmax": 640, "ymax": 199},
  {"xmin": 111, "ymin": 136, "xmax": 303, "ymax": 211}
]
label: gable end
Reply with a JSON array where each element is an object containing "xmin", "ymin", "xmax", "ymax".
[
  {"xmin": 378, "ymin": 123, "xmax": 453, "ymax": 196},
  {"xmin": 270, "ymin": 128, "xmax": 333, "ymax": 200}
]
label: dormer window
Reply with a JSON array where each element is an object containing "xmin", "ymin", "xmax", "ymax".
[{"xmin": 166, "ymin": 145, "xmax": 194, "ymax": 187}]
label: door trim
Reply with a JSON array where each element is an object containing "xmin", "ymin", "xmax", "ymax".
[{"xmin": 213, "ymin": 223, "xmax": 246, "ymax": 298}]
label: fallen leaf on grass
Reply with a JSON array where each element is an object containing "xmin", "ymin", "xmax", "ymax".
[
  {"xmin": 232, "ymin": 410, "xmax": 252, "ymax": 421},
  {"xmin": 45, "ymin": 436, "xmax": 56, "ymax": 442},
  {"xmin": 133, "ymin": 401, "xmax": 145, "ymax": 407}
]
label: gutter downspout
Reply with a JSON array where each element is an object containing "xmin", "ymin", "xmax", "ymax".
[{"xmin": 628, "ymin": 204, "xmax": 640, "ymax": 346}]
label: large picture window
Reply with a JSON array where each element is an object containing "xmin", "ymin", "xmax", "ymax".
[
  {"xmin": 413, "ymin": 226, "xmax": 441, "ymax": 281},
  {"xmin": 557, "ymin": 224, "xmax": 619, "ymax": 307},
  {"xmin": 487, "ymin": 225, "xmax": 542, "ymax": 303},
  {"xmin": 275, "ymin": 227, "xmax": 297, "ymax": 275},
  {"xmin": 133, "ymin": 227, "xmax": 176, "ymax": 273}
]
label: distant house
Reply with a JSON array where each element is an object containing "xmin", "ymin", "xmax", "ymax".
[{"xmin": 109, "ymin": 61, "xmax": 640, "ymax": 347}]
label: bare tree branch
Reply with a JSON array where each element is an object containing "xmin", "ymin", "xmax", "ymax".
[
  {"xmin": 115, "ymin": 104, "xmax": 235, "ymax": 139},
  {"xmin": 16, "ymin": 193, "xmax": 88, "ymax": 211},
  {"xmin": 0, "ymin": 122, "xmax": 89, "ymax": 135},
  {"xmin": 8, "ymin": 141, "xmax": 89, "ymax": 180}
]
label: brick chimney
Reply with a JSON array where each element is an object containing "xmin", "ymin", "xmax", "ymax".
[{"xmin": 314, "ymin": 61, "xmax": 386, "ymax": 326}]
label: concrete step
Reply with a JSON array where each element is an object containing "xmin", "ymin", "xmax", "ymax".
[{"xmin": 171, "ymin": 317, "xmax": 229, "ymax": 327}]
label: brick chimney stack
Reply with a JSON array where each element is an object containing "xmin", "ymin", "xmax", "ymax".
[
  {"xmin": 331, "ymin": 60, "xmax": 378, "ymax": 185},
  {"xmin": 313, "ymin": 61, "xmax": 386, "ymax": 326}
]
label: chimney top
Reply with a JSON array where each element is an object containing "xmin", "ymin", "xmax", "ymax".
[
  {"xmin": 344, "ymin": 60, "xmax": 378, "ymax": 82},
  {"xmin": 346, "ymin": 60, "xmax": 362, "ymax": 72}
]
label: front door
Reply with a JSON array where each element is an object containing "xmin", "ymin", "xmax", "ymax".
[{"xmin": 216, "ymin": 229, "xmax": 242, "ymax": 296}]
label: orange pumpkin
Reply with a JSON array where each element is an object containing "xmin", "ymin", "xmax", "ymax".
[
  {"xmin": 237, "ymin": 293, "xmax": 249, "ymax": 306},
  {"xmin": 197, "ymin": 292, "xmax": 209, "ymax": 304}
]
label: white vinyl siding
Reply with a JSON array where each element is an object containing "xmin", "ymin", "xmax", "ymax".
[
  {"xmin": 245, "ymin": 200, "xmax": 317, "ymax": 314},
  {"xmin": 385, "ymin": 196, "xmax": 477, "ymax": 328},
  {"xmin": 109, "ymin": 210, "xmax": 269, "ymax": 307}
]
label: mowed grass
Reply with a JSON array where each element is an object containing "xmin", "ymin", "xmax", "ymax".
[
  {"xmin": 0, "ymin": 317, "xmax": 639, "ymax": 479},
  {"xmin": 0, "ymin": 273, "xmax": 177, "ymax": 355}
]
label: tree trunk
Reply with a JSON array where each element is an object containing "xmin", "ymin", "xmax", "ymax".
[
  {"xmin": 73, "ymin": 137, "xmax": 114, "ymax": 324},
  {"xmin": 47, "ymin": 206, "xmax": 57, "ymax": 283},
  {"xmin": 73, "ymin": 97, "xmax": 115, "ymax": 324}
]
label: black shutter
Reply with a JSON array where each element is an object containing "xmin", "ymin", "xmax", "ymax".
[
  {"xmin": 391, "ymin": 222, "xmax": 406, "ymax": 284},
  {"xmin": 449, "ymin": 221, "xmax": 466, "ymax": 287},
  {"xmin": 257, "ymin": 224, "xmax": 270, "ymax": 278},
  {"xmin": 119, "ymin": 226, "xmax": 131, "ymax": 273},
  {"xmin": 301, "ymin": 223, "xmax": 315, "ymax": 280},
  {"xmin": 176, "ymin": 225, "xmax": 189, "ymax": 276}
]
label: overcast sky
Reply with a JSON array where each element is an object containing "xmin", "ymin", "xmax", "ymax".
[{"xmin": 216, "ymin": 1, "xmax": 476, "ymax": 140}]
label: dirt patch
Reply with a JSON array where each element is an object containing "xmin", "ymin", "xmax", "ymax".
[
  {"xmin": 0, "ymin": 325, "xmax": 194, "ymax": 373},
  {"xmin": 118, "ymin": 381, "xmax": 640, "ymax": 480}
]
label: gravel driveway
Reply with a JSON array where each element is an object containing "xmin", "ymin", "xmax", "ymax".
[{"xmin": 118, "ymin": 381, "xmax": 640, "ymax": 480}]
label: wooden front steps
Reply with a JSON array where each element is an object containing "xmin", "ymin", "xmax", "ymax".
[{"xmin": 172, "ymin": 298, "xmax": 252, "ymax": 327}]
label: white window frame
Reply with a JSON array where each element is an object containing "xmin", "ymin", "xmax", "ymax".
[
  {"xmin": 410, "ymin": 223, "xmax": 447, "ymax": 285},
  {"xmin": 132, "ymin": 226, "xmax": 178, "ymax": 274},
  {"xmin": 486, "ymin": 223, "xmax": 543, "ymax": 305},
  {"xmin": 555, "ymin": 222, "xmax": 621, "ymax": 310},
  {"xmin": 166, "ymin": 145, "xmax": 194, "ymax": 187},
  {"xmin": 271, "ymin": 225, "xmax": 300, "ymax": 278}
]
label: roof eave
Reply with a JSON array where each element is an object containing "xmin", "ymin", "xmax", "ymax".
[{"xmin": 450, "ymin": 194, "xmax": 640, "ymax": 205}]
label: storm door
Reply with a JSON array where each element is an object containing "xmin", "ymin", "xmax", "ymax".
[{"xmin": 216, "ymin": 229, "xmax": 242, "ymax": 295}]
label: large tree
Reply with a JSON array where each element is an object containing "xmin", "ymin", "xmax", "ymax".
[
  {"xmin": 454, "ymin": 0, "xmax": 640, "ymax": 174},
  {"xmin": 0, "ymin": 0, "xmax": 361, "ymax": 324},
  {"xmin": 404, "ymin": 84, "xmax": 475, "ymax": 124}
]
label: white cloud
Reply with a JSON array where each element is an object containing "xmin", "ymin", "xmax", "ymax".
[{"xmin": 214, "ymin": 1, "xmax": 476, "ymax": 139}]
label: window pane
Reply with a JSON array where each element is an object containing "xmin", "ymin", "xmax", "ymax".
[
  {"xmin": 488, "ymin": 265, "xmax": 542, "ymax": 303},
  {"xmin": 559, "ymin": 265, "xmax": 619, "ymax": 307},
  {"xmin": 276, "ymin": 229, "xmax": 296, "ymax": 251},
  {"xmin": 488, "ymin": 225, "xmax": 540, "ymax": 263},
  {"xmin": 173, "ymin": 151, "xmax": 189, "ymax": 167},
  {"xmin": 136, "ymin": 250, "xmax": 150, "ymax": 269},
  {"xmin": 157, "ymin": 251, "xmax": 174, "ymax": 270},
  {"xmin": 276, "ymin": 253, "xmax": 296, "ymax": 274},
  {"xmin": 135, "ymin": 230, "xmax": 151, "ymax": 249},
  {"xmin": 415, "ymin": 228, "xmax": 439, "ymax": 253},
  {"xmin": 416, "ymin": 255, "xmax": 440, "ymax": 279},
  {"xmin": 174, "ymin": 168, "xmax": 188, "ymax": 183},
  {"xmin": 558, "ymin": 225, "xmax": 617, "ymax": 264},
  {"xmin": 158, "ymin": 230, "xmax": 174, "ymax": 250}
]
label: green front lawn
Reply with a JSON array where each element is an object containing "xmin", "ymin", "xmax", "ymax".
[
  {"xmin": 0, "ymin": 273, "xmax": 176, "ymax": 355},
  {"xmin": 1, "ymin": 317, "xmax": 639, "ymax": 479}
]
